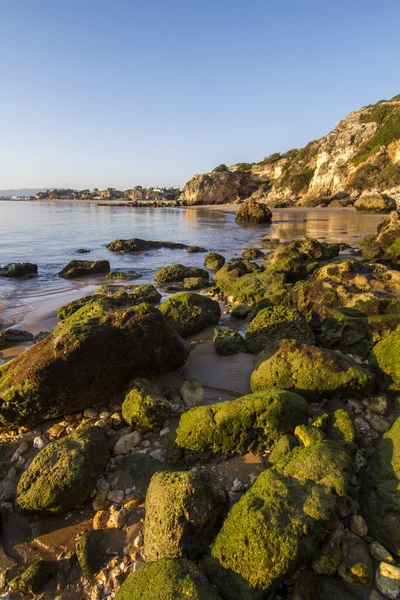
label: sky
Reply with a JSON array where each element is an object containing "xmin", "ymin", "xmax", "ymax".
[{"xmin": 1, "ymin": 0, "xmax": 400, "ymax": 190}]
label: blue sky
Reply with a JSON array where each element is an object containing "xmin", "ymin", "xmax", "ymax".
[{"xmin": 0, "ymin": 0, "xmax": 399, "ymax": 190}]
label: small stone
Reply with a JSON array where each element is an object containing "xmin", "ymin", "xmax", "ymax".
[
  {"xmin": 376, "ymin": 562, "xmax": 400, "ymax": 599},
  {"xmin": 366, "ymin": 413, "xmax": 390, "ymax": 433},
  {"xmin": 92, "ymin": 479, "xmax": 110, "ymax": 511},
  {"xmin": 93, "ymin": 510, "xmax": 110, "ymax": 530},
  {"xmin": 106, "ymin": 490, "xmax": 124, "ymax": 504},
  {"xmin": 47, "ymin": 423, "xmax": 65, "ymax": 438},
  {"xmin": 180, "ymin": 380, "xmax": 204, "ymax": 407},
  {"xmin": 230, "ymin": 479, "xmax": 242, "ymax": 493},
  {"xmin": 140, "ymin": 440, "xmax": 150, "ymax": 448},
  {"xmin": 107, "ymin": 506, "xmax": 127, "ymax": 529},
  {"xmin": 94, "ymin": 417, "xmax": 112, "ymax": 431},
  {"xmin": 350, "ymin": 515, "xmax": 368, "ymax": 537},
  {"xmin": 33, "ymin": 435, "xmax": 48, "ymax": 450},
  {"xmin": 133, "ymin": 562, "xmax": 145, "ymax": 571},
  {"xmin": 111, "ymin": 413, "xmax": 123, "ymax": 430},
  {"xmin": 354, "ymin": 450, "xmax": 368, "ymax": 473},
  {"xmin": 159, "ymin": 427, "xmax": 170, "ymax": 437},
  {"xmin": 348, "ymin": 398, "xmax": 364, "ymax": 414},
  {"xmin": 11, "ymin": 442, "xmax": 28, "ymax": 462},
  {"xmin": 113, "ymin": 431, "xmax": 141, "ymax": 456},
  {"xmin": 134, "ymin": 534, "xmax": 143, "ymax": 547},
  {"xmin": 369, "ymin": 541, "xmax": 395, "ymax": 564},
  {"xmin": 367, "ymin": 395, "xmax": 388, "ymax": 416},
  {"xmin": 83, "ymin": 408, "xmax": 99, "ymax": 418}
]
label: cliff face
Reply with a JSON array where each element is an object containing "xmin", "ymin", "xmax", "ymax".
[{"xmin": 180, "ymin": 94, "xmax": 400, "ymax": 206}]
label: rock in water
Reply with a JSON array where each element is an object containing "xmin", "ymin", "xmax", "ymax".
[
  {"xmin": 235, "ymin": 200, "xmax": 272, "ymax": 224},
  {"xmin": 114, "ymin": 559, "xmax": 223, "ymax": 600},
  {"xmin": 16, "ymin": 426, "xmax": 109, "ymax": 513},
  {"xmin": 0, "ymin": 301, "xmax": 189, "ymax": 426},
  {"xmin": 106, "ymin": 238, "xmax": 190, "ymax": 253},
  {"xmin": 154, "ymin": 264, "xmax": 209, "ymax": 283},
  {"xmin": 0, "ymin": 329, "xmax": 33, "ymax": 350},
  {"xmin": 0, "ymin": 262, "xmax": 38, "ymax": 277},
  {"xmin": 144, "ymin": 470, "xmax": 229, "ymax": 561},
  {"xmin": 58, "ymin": 259, "xmax": 110, "ymax": 278},
  {"xmin": 213, "ymin": 327, "xmax": 247, "ymax": 355},
  {"xmin": 160, "ymin": 292, "xmax": 221, "ymax": 337},
  {"xmin": 204, "ymin": 252, "xmax": 226, "ymax": 271}
]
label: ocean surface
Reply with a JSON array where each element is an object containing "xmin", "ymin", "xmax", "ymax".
[{"xmin": 0, "ymin": 200, "xmax": 386, "ymax": 340}]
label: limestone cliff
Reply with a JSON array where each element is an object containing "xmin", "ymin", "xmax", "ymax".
[{"xmin": 180, "ymin": 94, "xmax": 400, "ymax": 207}]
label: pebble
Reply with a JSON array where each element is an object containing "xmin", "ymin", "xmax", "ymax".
[
  {"xmin": 134, "ymin": 534, "xmax": 143, "ymax": 547},
  {"xmin": 33, "ymin": 435, "xmax": 48, "ymax": 450},
  {"xmin": 376, "ymin": 562, "xmax": 400, "ymax": 599},
  {"xmin": 106, "ymin": 490, "xmax": 124, "ymax": 504},
  {"xmin": 113, "ymin": 431, "xmax": 141, "ymax": 455},
  {"xmin": 350, "ymin": 515, "xmax": 368, "ymax": 537},
  {"xmin": 83, "ymin": 408, "xmax": 99, "ymax": 418},
  {"xmin": 149, "ymin": 449, "xmax": 164, "ymax": 462},
  {"xmin": 133, "ymin": 562, "xmax": 145, "ymax": 571},
  {"xmin": 11, "ymin": 442, "xmax": 28, "ymax": 462},
  {"xmin": 159, "ymin": 427, "xmax": 170, "ymax": 437},
  {"xmin": 93, "ymin": 510, "xmax": 110, "ymax": 530},
  {"xmin": 140, "ymin": 440, "xmax": 150, "ymax": 448},
  {"xmin": 107, "ymin": 506, "xmax": 128, "ymax": 529},
  {"xmin": 92, "ymin": 479, "xmax": 110, "ymax": 511},
  {"xmin": 100, "ymin": 412, "xmax": 111, "ymax": 419},
  {"xmin": 111, "ymin": 413, "xmax": 123, "ymax": 430},
  {"xmin": 48, "ymin": 423, "xmax": 65, "ymax": 438},
  {"xmin": 365, "ymin": 412, "xmax": 390, "ymax": 433},
  {"xmin": 367, "ymin": 395, "xmax": 388, "ymax": 416},
  {"xmin": 231, "ymin": 479, "xmax": 242, "ymax": 493},
  {"xmin": 369, "ymin": 541, "xmax": 395, "ymax": 564}
]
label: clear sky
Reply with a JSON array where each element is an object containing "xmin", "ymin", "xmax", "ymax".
[{"xmin": 1, "ymin": 0, "xmax": 399, "ymax": 190}]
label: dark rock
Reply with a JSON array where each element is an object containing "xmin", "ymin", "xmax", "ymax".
[
  {"xmin": 183, "ymin": 277, "xmax": 210, "ymax": 290},
  {"xmin": 187, "ymin": 245, "xmax": 208, "ymax": 253},
  {"xmin": 235, "ymin": 200, "xmax": 272, "ymax": 224},
  {"xmin": 213, "ymin": 327, "xmax": 247, "ymax": 355},
  {"xmin": 76, "ymin": 248, "xmax": 91, "ymax": 253},
  {"xmin": 58, "ymin": 260, "xmax": 110, "ymax": 278},
  {"xmin": 76, "ymin": 528, "xmax": 126, "ymax": 576},
  {"xmin": 241, "ymin": 248, "xmax": 265, "ymax": 259},
  {"xmin": 0, "ymin": 263, "xmax": 38, "ymax": 277},
  {"xmin": 154, "ymin": 264, "xmax": 209, "ymax": 283},
  {"xmin": 204, "ymin": 252, "xmax": 226, "ymax": 271},
  {"xmin": 107, "ymin": 238, "xmax": 190, "ymax": 253},
  {"xmin": 9, "ymin": 560, "xmax": 57, "ymax": 594},
  {"xmin": 122, "ymin": 378, "xmax": 170, "ymax": 430},
  {"xmin": 160, "ymin": 292, "xmax": 221, "ymax": 337},
  {"xmin": 0, "ymin": 329, "xmax": 33, "ymax": 350}
]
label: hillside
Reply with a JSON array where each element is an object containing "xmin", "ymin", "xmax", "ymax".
[{"xmin": 180, "ymin": 93, "xmax": 400, "ymax": 207}]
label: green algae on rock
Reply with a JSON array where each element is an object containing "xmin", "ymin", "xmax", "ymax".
[
  {"xmin": 242, "ymin": 247, "xmax": 265, "ymax": 259},
  {"xmin": 122, "ymin": 378, "xmax": 170, "ymax": 429},
  {"xmin": 183, "ymin": 277, "xmax": 210, "ymax": 290},
  {"xmin": 154, "ymin": 264, "xmax": 209, "ymax": 282},
  {"xmin": 169, "ymin": 389, "xmax": 308, "ymax": 462},
  {"xmin": 325, "ymin": 408, "xmax": 357, "ymax": 443},
  {"xmin": 370, "ymin": 325, "xmax": 400, "ymax": 389},
  {"xmin": 213, "ymin": 327, "xmax": 247, "ymax": 355},
  {"xmin": 337, "ymin": 533, "xmax": 373, "ymax": 586},
  {"xmin": 204, "ymin": 252, "xmax": 225, "ymax": 271},
  {"xmin": 250, "ymin": 340, "xmax": 375, "ymax": 400},
  {"xmin": 58, "ymin": 259, "xmax": 110, "ymax": 278},
  {"xmin": 76, "ymin": 528, "xmax": 126, "ymax": 577},
  {"xmin": 235, "ymin": 199, "xmax": 272, "ymax": 224},
  {"xmin": 159, "ymin": 292, "xmax": 221, "ymax": 337},
  {"xmin": 0, "ymin": 301, "xmax": 189, "ymax": 426},
  {"xmin": 16, "ymin": 426, "xmax": 109, "ymax": 514},
  {"xmin": 144, "ymin": 470, "xmax": 229, "ymax": 561},
  {"xmin": 114, "ymin": 558, "xmax": 223, "ymax": 600},
  {"xmin": 9, "ymin": 561, "xmax": 57, "ymax": 594}
]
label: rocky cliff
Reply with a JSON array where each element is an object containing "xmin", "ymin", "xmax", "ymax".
[{"xmin": 180, "ymin": 94, "xmax": 400, "ymax": 207}]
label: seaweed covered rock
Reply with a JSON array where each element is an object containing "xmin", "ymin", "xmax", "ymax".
[
  {"xmin": 114, "ymin": 558, "xmax": 223, "ymax": 600},
  {"xmin": 213, "ymin": 328, "xmax": 247, "ymax": 355},
  {"xmin": 204, "ymin": 252, "xmax": 226, "ymax": 271},
  {"xmin": 154, "ymin": 264, "xmax": 209, "ymax": 283},
  {"xmin": 0, "ymin": 262, "xmax": 38, "ymax": 277},
  {"xmin": 183, "ymin": 277, "xmax": 210, "ymax": 290},
  {"xmin": 245, "ymin": 305, "xmax": 315, "ymax": 354},
  {"xmin": 354, "ymin": 194, "xmax": 396, "ymax": 213},
  {"xmin": 105, "ymin": 270, "xmax": 140, "ymax": 280},
  {"xmin": 361, "ymin": 417, "xmax": 400, "ymax": 556},
  {"xmin": 122, "ymin": 378, "xmax": 170, "ymax": 429},
  {"xmin": 0, "ymin": 328, "xmax": 33, "ymax": 350},
  {"xmin": 16, "ymin": 426, "xmax": 109, "ymax": 513},
  {"xmin": 160, "ymin": 292, "xmax": 221, "ymax": 337},
  {"xmin": 58, "ymin": 259, "xmax": 110, "ymax": 278},
  {"xmin": 9, "ymin": 561, "xmax": 57, "ymax": 594},
  {"xmin": 242, "ymin": 247, "xmax": 265, "ymax": 259},
  {"xmin": 370, "ymin": 325, "xmax": 400, "ymax": 389},
  {"xmin": 144, "ymin": 470, "xmax": 229, "ymax": 561},
  {"xmin": 0, "ymin": 301, "xmax": 189, "ymax": 426},
  {"xmin": 250, "ymin": 340, "xmax": 375, "ymax": 400},
  {"xmin": 76, "ymin": 528, "xmax": 126, "ymax": 576},
  {"xmin": 337, "ymin": 533, "xmax": 373, "ymax": 586},
  {"xmin": 235, "ymin": 200, "xmax": 272, "ymax": 224},
  {"xmin": 325, "ymin": 409, "xmax": 356, "ymax": 443},
  {"xmin": 106, "ymin": 238, "xmax": 189, "ymax": 253},
  {"xmin": 204, "ymin": 440, "xmax": 354, "ymax": 599},
  {"xmin": 169, "ymin": 389, "xmax": 308, "ymax": 462}
]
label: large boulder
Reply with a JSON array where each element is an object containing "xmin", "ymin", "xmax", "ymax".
[
  {"xmin": 16, "ymin": 426, "xmax": 109, "ymax": 513},
  {"xmin": 58, "ymin": 259, "xmax": 110, "ymax": 278},
  {"xmin": 361, "ymin": 417, "xmax": 400, "ymax": 557},
  {"xmin": 122, "ymin": 378, "xmax": 170, "ymax": 429},
  {"xmin": 213, "ymin": 327, "xmax": 247, "ymax": 355},
  {"xmin": 250, "ymin": 340, "xmax": 375, "ymax": 400},
  {"xmin": 0, "ymin": 301, "xmax": 189, "ymax": 426},
  {"xmin": 154, "ymin": 264, "xmax": 209, "ymax": 283},
  {"xmin": 204, "ymin": 440, "xmax": 354, "ymax": 599},
  {"xmin": 204, "ymin": 252, "xmax": 225, "ymax": 271},
  {"xmin": 115, "ymin": 559, "xmax": 223, "ymax": 600},
  {"xmin": 144, "ymin": 470, "xmax": 229, "ymax": 561},
  {"xmin": 369, "ymin": 325, "xmax": 400, "ymax": 389},
  {"xmin": 169, "ymin": 389, "xmax": 309, "ymax": 462},
  {"xmin": 235, "ymin": 199, "xmax": 272, "ymax": 224},
  {"xmin": 0, "ymin": 329, "xmax": 33, "ymax": 350},
  {"xmin": 0, "ymin": 262, "xmax": 37, "ymax": 277},
  {"xmin": 245, "ymin": 305, "xmax": 315, "ymax": 354},
  {"xmin": 160, "ymin": 292, "xmax": 221, "ymax": 337},
  {"xmin": 354, "ymin": 194, "xmax": 397, "ymax": 213}
]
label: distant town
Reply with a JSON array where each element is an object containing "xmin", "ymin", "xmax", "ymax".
[{"xmin": 1, "ymin": 186, "xmax": 183, "ymax": 203}]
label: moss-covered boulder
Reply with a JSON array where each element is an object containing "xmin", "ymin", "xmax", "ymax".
[
  {"xmin": 268, "ymin": 433, "xmax": 297, "ymax": 465},
  {"xmin": 183, "ymin": 277, "xmax": 210, "ymax": 290},
  {"xmin": 16, "ymin": 426, "xmax": 109, "ymax": 513},
  {"xmin": 354, "ymin": 194, "xmax": 396, "ymax": 213},
  {"xmin": 325, "ymin": 409, "xmax": 356, "ymax": 443},
  {"xmin": 76, "ymin": 528, "xmax": 126, "ymax": 576},
  {"xmin": 105, "ymin": 270, "xmax": 139, "ymax": 280},
  {"xmin": 0, "ymin": 302, "xmax": 189, "ymax": 426},
  {"xmin": 245, "ymin": 305, "xmax": 315, "ymax": 354},
  {"xmin": 250, "ymin": 340, "xmax": 375, "ymax": 400},
  {"xmin": 154, "ymin": 264, "xmax": 209, "ymax": 283},
  {"xmin": 144, "ymin": 470, "xmax": 229, "ymax": 561},
  {"xmin": 213, "ymin": 328, "xmax": 247, "ymax": 355},
  {"xmin": 58, "ymin": 259, "xmax": 110, "ymax": 278},
  {"xmin": 122, "ymin": 378, "xmax": 170, "ymax": 429},
  {"xmin": 160, "ymin": 292, "xmax": 221, "ymax": 337},
  {"xmin": 204, "ymin": 252, "xmax": 225, "ymax": 271},
  {"xmin": 360, "ymin": 417, "xmax": 400, "ymax": 556},
  {"xmin": 169, "ymin": 389, "xmax": 308, "ymax": 462},
  {"xmin": 9, "ymin": 561, "xmax": 57, "ymax": 594},
  {"xmin": 115, "ymin": 559, "xmax": 223, "ymax": 600},
  {"xmin": 337, "ymin": 533, "xmax": 373, "ymax": 586},
  {"xmin": 370, "ymin": 325, "xmax": 400, "ymax": 389},
  {"xmin": 242, "ymin": 247, "xmax": 265, "ymax": 259},
  {"xmin": 204, "ymin": 440, "xmax": 354, "ymax": 599},
  {"xmin": 235, "ymin": 200, "xmax": 272, "ymax": 224}
]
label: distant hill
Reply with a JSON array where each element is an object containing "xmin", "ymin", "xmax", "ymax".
[{"xmin": 0, "ymin": 188, "xmax": 52, "ymax": 197}]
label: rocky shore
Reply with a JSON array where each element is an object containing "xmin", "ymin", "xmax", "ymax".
[{"xmin": 1, "ymin": 207, "xmax": 400, "ymax": 599}]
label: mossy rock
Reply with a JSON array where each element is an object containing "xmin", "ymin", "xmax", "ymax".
[
  {"xmin": 114, "ymin": 558, "xmax": 223, "ymax": 600},
  {"xmin": 250, "ymin": 340, "xmax": 375, "ymax": 400},
  {"xmin": 354, "ymin": 194, "xmax": 396, "ymax": 213},
  {"xmin": 183, "ymin": 277, "xmax": 210, "ymax": 290},
  {"xmin": 168, "ymin": 389, "xmax": 308, "ymax": 463},
  {"xmin": 114, "ymin": 454, "xmax": 170, "ymax": 502},
  {"xmin": 241, "ymin": 248, "xmax": 265, "ymax": 259},
  {"xmin": 187, "ymin": 245, "xmax": 208, "ymax": 253},
  {"xmin": 369, "ymin": 325, "xmax": 400, "ymax": 389},
  {"xmin": 105, "ymin": 270, "xmax": 140, "ymax": 280},
  {"xmin": 204, "ymin": 253, "xmax": 225, "ymax": 271},
  {"xmin": 204, "ymin": 440, "xmax": 354, "ymax": 598},
  {"xmin": 245, "ymin": 305, "xmax": 315, "ymax": 354},
  {"xmin": 16, "ymin": 426, "xmax": 109, "ymax": 514},
  {"xmin": 0, "ymin": 302, "xmax": 189, "ymax": 426},
  {"xmin": 76, "ymin": 528, "xmax": 126, "ymax": 576},
  {"xmin": 325, "ymin": 409, "xmax": 356, "ymax": 443},
  {"xmin": 235, "ymin": 200, "xmax": 272, "ymax": 224},
  {"xmin": 58, "ymin": 259, "xmax": 110, "ymax": 278},
  {"xmin": 213, "ymin": 328, "xmax": 247, "ymax": 355},
  {"xmin": 268, "ymin": 433, "xmax": 297, "ymax": 465},
  {"xmin": 154, "ymin": 264, "xmax": 209, "ymax": 283},
  {"xmin": 160, "ymin": 292, "xmax": 221, "ymax": 337},
  {"xmin": 337, "ymin": 533, "xmax": 373, "ymax": 586},
  {"xmin": 295, "ymin": 424, "xmax": 326, "ymax": 446},
  {"xmin": 144, "ymin": 470, "xmax": 229, "ymax": 561},
  {"xmin": 311, "ymin": 529, "xmax": 342, "ymax": 575},
  {"xmin": 122, "ymin": 378, "xmax": 170, "ymax": 430},
  {"xmin": 9, "ymin": 560, "xmax": 57, "ymax": 594},
  {"xmin": 361, "ymin": 417, "xmax": 400, "ymax": 556}
]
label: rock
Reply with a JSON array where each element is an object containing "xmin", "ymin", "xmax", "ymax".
[
  {"xmin": 154, "ymin": 264, "xmax": 209, "ymax": 283},
  {"xmin": 366, "ymin": 412, "xmax": 390, "ymax": 433},
  {"xmin": 268, "ymin": 433, "xmax": 297, "ymax": 465},
  {"xmin": 293, "ymin": 571, "xmax": 361, "ymax": 600},
  {"xmin": 241, "ymin": 248, "xmax": 265, "ymax": 259},
  {"xmin": 114, "ymin": 558, "xmax": 223, "ymax": 600},
  {"xmin": 204, "ymin": 253, "xmax": 225, "ymax": 271},
  {"xmin": 370, "ymin": 326, "xmax": 400, "ymax": 389},
  {"xmin": 338, "ymin": 533, "xmax": 373, "ymax": 586},
  {"xmin": 213, "ymin": 328, "xmax": 247, "ymax": 355},
  {"xmin": 113, "ymin": 431, "xmax": 141, "ymax": 456},
  {"xmin": 187, "ymin": 245, "xmax": 208, "ymax": 253},
  {"xmin": 33, "ymin": 435, "xmax": 47, "ymax": 450},
  {"xmin": 144, "ymin": 470, "xmax": 229, "ymax": 561},
  {"xmin": 326, "ymin": 409, "xmax": 357, "ymax": 443},
  {"xmin": 160, "ymin": 292, "xmax": 221, "ymax": 337},
  {"xmin": 0, "ymin": 302, "xmax": 189, "ymax": 426},
  {"xmin": 0, "ymin": 263, "xmax": 37, "ymax": 277},
  {"xmin": 58, "ymin": 260, "xmax": 110, "ymax": 278},
  {"xmin": 312, "ymin": 528, "xmax": 343, "ymax": 575},
  {"xmin": 114, "ymin": 454, "xmax": 169, "ymax": 502},
  {"xmin": 369, "ymin": 541, "xmax": 395, "ymax": 564},
  {"xmin": 122, "ymin": 379, "xmax": 170, "ymax": 429},
  {"xmin": 375, "ymin": 562, "xmax": 400, "ymax": 599},
  {"xmin": 229, "ymin": 304, "xmax": 251, "ymax": 318},
  {"xmin": 169, "ymin": 389, "xmax": 308, "ymax": 462},
  {"xmin": 361, "ymin": 417, "xmax": 400, "ymax": 556},
  {"xmin": 354, "ymin": 194, "xmax": 397, "ymax": 213},
  {"xmin": 183, "ymin": 277, "xmax": 210, "ymax": 290},
  {"xmin": 92, "ymin": 479, "xmax": 110, "ymax": 511},
  {"xmin": 245, "ymin": 305, "xmax": 315, "ymax": 354},
  {"xmin": 350, "ymin": 515, "xmax": 368, "ymax": 537},
  {"xmin": 250, "ymin": 340, "xmax": 375, "ymax": 400},
  {"xmin": 180, "ymin": 379, "xmax": 204, "ymax": 407},
  {"xmin": 16, "ymin": 426, "xmax": 109, "ymax": 513},
  {"xmin": 9, "ymin": 561, "xmax": 57, "ymax": 594},
  {"xmin": 235, "ymin": 200, "xmax": 272, "ymax": 224},
  {"xmin": 106, "ymin": 490, "xmax": 124, "ymax": 504},
  {"xmin": 11, "ymin": 442, "xmax": 28, "ymax": 462},
  {"xmin": 295, "ymin": 424, "xmax": 325, "ymax": 446},
  {"xmin": 106, "ymin": 238, "xmax": 191, "ymax": 253},
  {"xmin": 105, "ymin": 270, "xmax": 141, "ymax": 280},
  {"xmin": 367, "ymin": 395, "xmax": 388, "ymax": 415},
  {"xmin": 76, "ymin": 248, "xmax": 90, "ymax": 253},
  {"xmin": 76, "ymin": 529, "xmax": 125, "ymax": 576},
  {"xmin": 0, "ymin": 329, "xmax": 33, "ymax": 350},
  {"xmin": 107, "ymin": 505, "xmax": 127, "ymax": 529},
  {"xmin": 203, "ymin": 440, "xmax": 354, "ymax": 598},
  {"xmin": 93, "ymin": 510, "xmax": 109, "ymax": 530}
]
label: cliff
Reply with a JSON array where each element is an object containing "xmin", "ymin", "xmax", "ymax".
[{"xmin": 180, "ymin": 94, "xmax": 400, "ymax": 207}]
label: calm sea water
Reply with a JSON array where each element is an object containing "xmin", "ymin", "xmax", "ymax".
[{"xmin": 0, "ymin": 200, "xmax": 386, "ymax": 335}]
